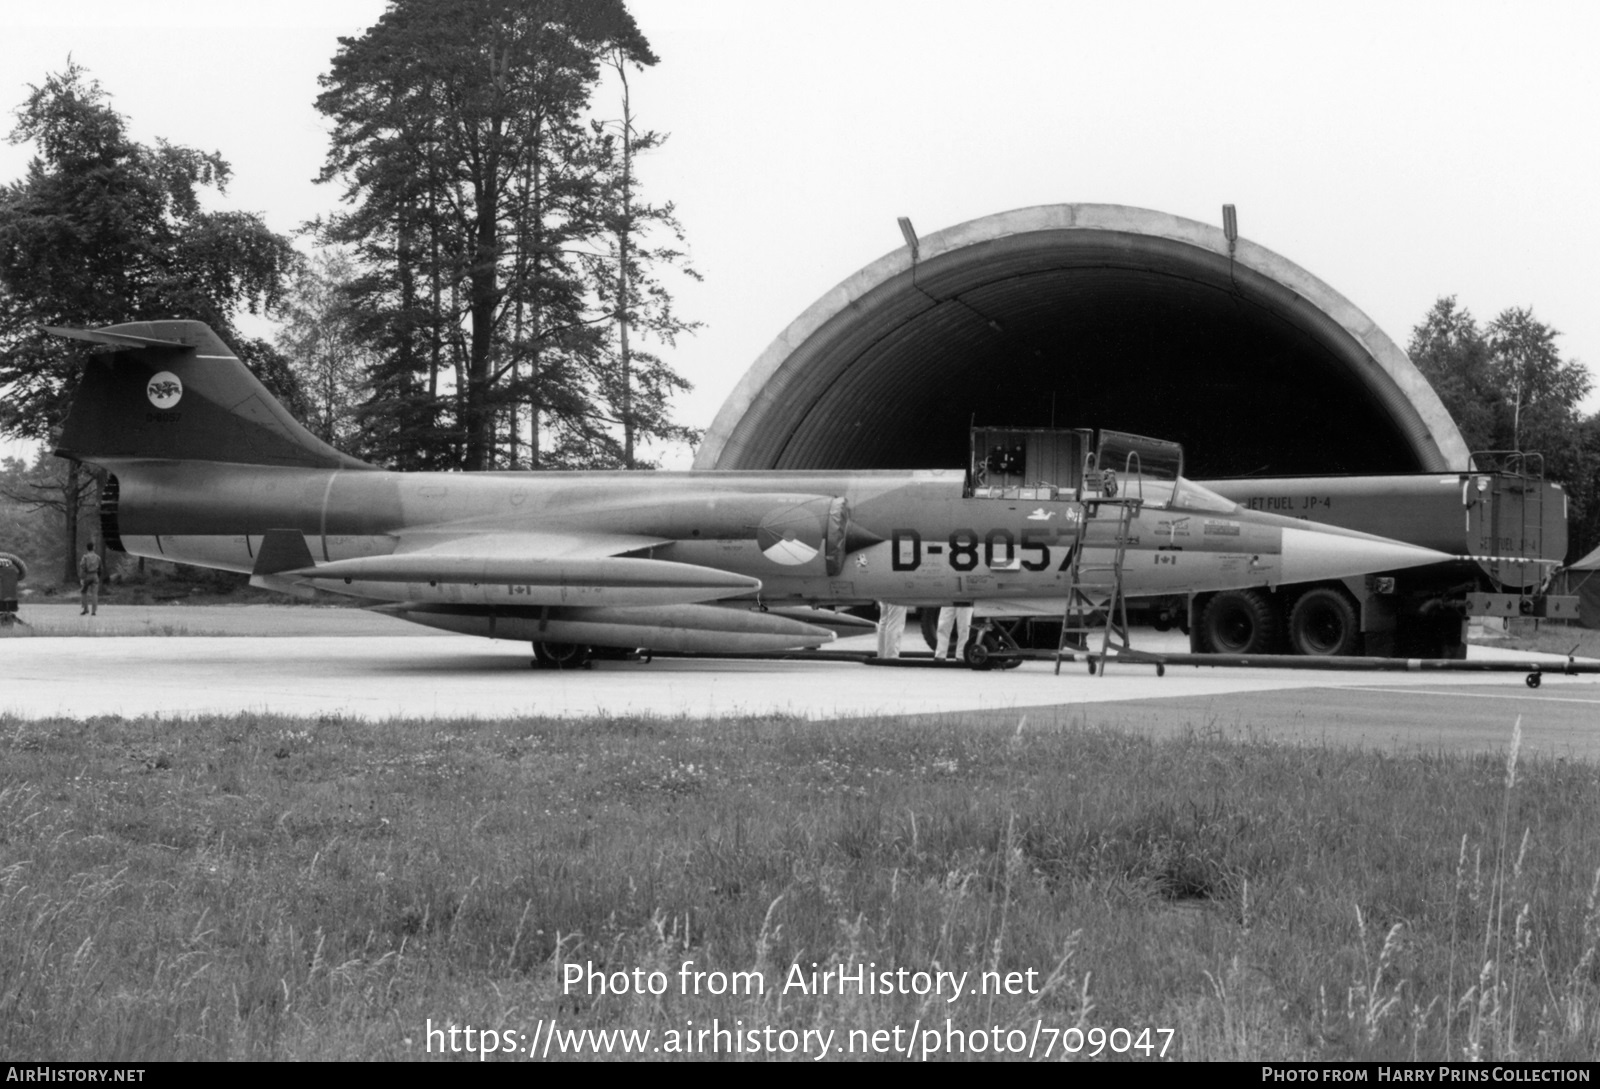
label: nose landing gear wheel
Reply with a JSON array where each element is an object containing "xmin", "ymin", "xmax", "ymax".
[{"xmin": 963, "ymin": 626, "xmax": 1023, "ymax": 670}]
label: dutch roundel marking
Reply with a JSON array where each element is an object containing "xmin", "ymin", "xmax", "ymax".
[
  {"xmin": 762, "ymin": 536, "xmax": 820, "ymax": 566},
  {"xmin": 146, "ymin": 371, "xmax": 184, "ymax": 409}
]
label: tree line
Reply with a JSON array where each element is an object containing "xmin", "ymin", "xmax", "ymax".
[
  {"xmin": 0, "ymin": 0, "xmax": 698, "ymax": 580},
  {"xmin": 1408, "ymin": 298, "xmax": 1600, "ymax": 561},
  {"xmin": 306, "ymin": 0, "xmax": 698, "ymax": 472}
]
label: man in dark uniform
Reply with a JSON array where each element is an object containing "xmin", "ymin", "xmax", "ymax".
[{"xmin": 78, "ymin": 543, "xmax": 102, "ymax": 615}]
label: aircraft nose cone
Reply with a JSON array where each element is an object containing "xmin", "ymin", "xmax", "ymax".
[{"xmin": 1280, "ymin": 526, "xmax": 1452, "ymax": 584}]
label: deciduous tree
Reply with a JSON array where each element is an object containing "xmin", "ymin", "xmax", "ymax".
[
  {"xmin": 1409, "ymin": 297, "xmax": 1498, "ymax": 454},
  {"xmin": 274, "ymin": 250, "xmax": 374, "ymax": 452},
  {"xmin": 1409, "ymin": 297, "xmax": 1598, "ymax": 560},
  {"xmin": 0, "ymin": 454, "xmax": 57, "ymax": 582},
  {"xmin": 0, "ymin": 64, "xmax": 300, "ymax": 578}
]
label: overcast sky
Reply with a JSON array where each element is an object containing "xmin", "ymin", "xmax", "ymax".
[{"xmin": 3, "ymin": 0, "xmax": 1597, "ymax": 466}]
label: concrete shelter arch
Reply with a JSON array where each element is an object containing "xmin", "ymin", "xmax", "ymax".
[{"xmin": 694, "ymin": 204, "xmax": 1467, "ymax": 477}]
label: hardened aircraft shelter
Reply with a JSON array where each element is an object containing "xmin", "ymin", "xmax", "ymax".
[{"xmin": 694, "ymin": 204, "xmax": 1467, "ymax": 478}]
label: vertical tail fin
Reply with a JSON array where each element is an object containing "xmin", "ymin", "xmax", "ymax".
[{"xmin": 50, "ymin": 320, "xmax": 372, "ymax": 470}]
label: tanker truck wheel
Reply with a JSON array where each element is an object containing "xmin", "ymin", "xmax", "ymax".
[
  {"xmin": 1287, "ymin": 587, "xmax": 1360, "ymax": 656},
  {"xmin": 532, "ymin": 641, "xmax": 591, "ymax": 670},
  {"xmin": 1200, "ymin": 589, "xmax": 1280, "ymax": 654}
]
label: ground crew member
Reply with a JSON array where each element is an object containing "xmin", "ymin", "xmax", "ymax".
[
  {"xmin": 876, "ymin": 601, "xmax": 906, "ymax": 658},
  {"xmin": 935, "ymin": 605, "xmax": 974, "ymax": 661},
  {"xmin": 78, "ymin": 543, "xmax": 102, "ymax": 616}
]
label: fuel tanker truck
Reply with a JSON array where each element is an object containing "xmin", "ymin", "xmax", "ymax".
[
  {"xmin": 1189, "ymin": 454, "xmax": 1578, "ymax": 659},
  {"xmin": 921, "ymin": 444, "xmax": 1580, "ymax": 662}
]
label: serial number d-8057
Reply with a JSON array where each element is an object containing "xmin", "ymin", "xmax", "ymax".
[{"xmin": 891, "ymin": 529, "xmax": 1071, "ymax": 573}]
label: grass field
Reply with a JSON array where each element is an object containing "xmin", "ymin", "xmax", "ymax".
[
  {"xmin": 2, "ymin": 707, "xmax": 1597, "ymax": 1062},
  {"xmin": 1479, "ymin": 623, "xmax": 1600, "ymax": 660}
]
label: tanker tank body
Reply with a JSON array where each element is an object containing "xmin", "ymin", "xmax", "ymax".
[{"xmin": 1191, "ymin": 458, "xmax": 1578, "ymax": 659}]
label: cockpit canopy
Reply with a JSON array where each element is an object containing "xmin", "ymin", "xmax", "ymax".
[{"xmin": 967, "ymin": 426, "xmax": 1236, "ymax": 514}]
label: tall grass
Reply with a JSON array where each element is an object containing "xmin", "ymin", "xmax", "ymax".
[{"xmin": 1, "ymin": 709, "xmax": 1597, "ymax": 1060}]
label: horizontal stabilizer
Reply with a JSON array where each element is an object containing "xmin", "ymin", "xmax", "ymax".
[{"xmin": 44, "ymin": 325, "xmax": 190, "ymax": 350}]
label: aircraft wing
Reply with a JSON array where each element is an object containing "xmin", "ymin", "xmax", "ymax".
[{"xmin": 279, "ymin": 529, "xmax": 763, "ymax": 606}]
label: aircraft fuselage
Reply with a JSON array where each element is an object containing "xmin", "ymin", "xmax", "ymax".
[{"xmin": 103, "ymin": 459, "xmax": 1287, "ymax": 611}]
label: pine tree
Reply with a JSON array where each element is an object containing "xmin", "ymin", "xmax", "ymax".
[
  {"xmin": 587, "ymin": 46, "xmax": 702, "ymax": 469},
  {"xmin": 315, "ymin": 0, "xmax": 684, "ymax": 471}
]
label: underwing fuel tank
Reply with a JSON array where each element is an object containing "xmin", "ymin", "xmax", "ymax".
[{"xmin": 392, "ymin": 603, "xmax": 837, "ymax": 654}]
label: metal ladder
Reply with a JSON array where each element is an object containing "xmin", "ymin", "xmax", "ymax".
[{"xmin": 1054, "ymin": 495, "xmax": 1142, "ymax": 676}]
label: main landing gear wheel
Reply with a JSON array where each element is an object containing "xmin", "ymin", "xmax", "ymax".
[
  {"xmin": 532, "ymin": 641, "xmax": 591, "ymax": 670},
  {"xmin": 1526, "ymin": 672, "xmax": 1542, "ymax": 688},
  {"xmin": 1201, "ymin": 589, "xmax": 1279, "ymax": 654}
]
